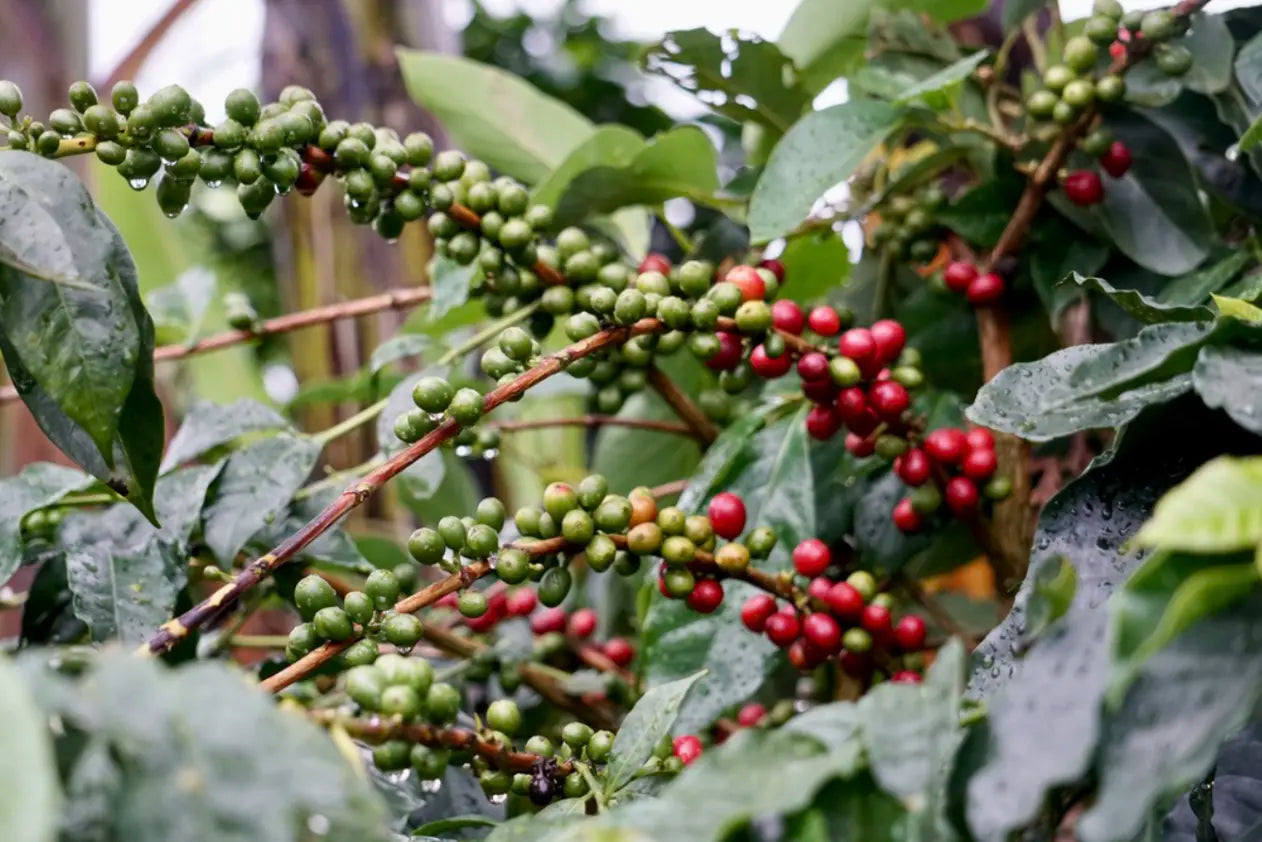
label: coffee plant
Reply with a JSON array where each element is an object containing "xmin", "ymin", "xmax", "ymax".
[{"xmin": 4, "ymin": 0, "xmax": 1262, "ymax": 838}]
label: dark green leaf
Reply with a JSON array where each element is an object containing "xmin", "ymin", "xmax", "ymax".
[
  {"xmin": 427, "ymin": 257, "xmax": 476, "ymax": 324},
  {"xmin": 1135, "ymin": 456, "xmax": 1262, "ymax": 553},
  {"xmin": 1060, "ymin": 274, "xmax": 1213, "ymax": 325},
  {"xmin": 1158, "ymin": 251, "xmax": 1252, "ymax": 306},
  {"xmin": 396, "ymin": 50, "xmax": 593, "ymax": 185},
  {"xmin": 782, "ymin": 703, "xmax": 864, "ymax": 771},
  {"xmin": 1163, "ymin": 724, "xmax": 1262, "ymax": 841},
  {"xmin": 411, "ymin": 815, "xmax": 499, "ymax": 836},
  {"xmin": 605, "ymin": 670, "xmax": 705, "ymax": 794},
  {"xmin": 376, "ymin": 369, "xmax": 448, "ymax": 502},
  {"xmin": 1123, "ymin": 61, "xmax": 1183, "ymax": 107},
  {"xmin": 1182, "ymin": 14, "xmax": 1235, "ymax": 95},
  {"xmin": 1028, "ymin": 226, "xmax": 1110, "ymax": 322},
  {"xmin": 66, "ymin": 535, "xmax": 184, "ymax": 644},
  {"xmin": 776, "ymin": 232, "xmax": 852, "ymax": 302},
  {"xmin": 20, "ymin": 555, "xmax": 88, "ymax": 646},
  {"xmin": 748, "ymin": 101, "xmax": 903, "ymax": 243},
  {"xmin": 250, "ymin": 486, "xmax": 368, "ymax": 571},
  {"xmin": 368, "ymin": 334, "xmax": 430, "ymax": 377},
  {"xmin": 1079, "ymin": 594, "xmax": 1262, "ymax": 842},
  {"xmin": 0, "ymin": 654, "xmax": 58, "ymax": 842},
  {"xmin": 0, "ymin": 462, "xmax": 93, "ymax": 581},
  {"xmin": 1003, "ymin": 0, "xmax": 1047, "ymax": 31},
  {"xmin": 1194, "ymin": 345, "xmax": 1262, "ymax": 433},
  {"xmin": 967, "ymin": 323, "xmax": 1212, "ymax": 441},
  {"xmin": 201, "ymin": 435, "xmax": 321, "ymax": 564},
  {"xmin": 783, "ymin": 776, "xmax": 909, "ymax": 842},
  {"xmin": 1236, "ymin": 31, "xmax": 1262, "ymax": 103},
  {"xmin": 154, "ymin": 463, "xmax": 223, "ymax": 546},
  {"xmin": 554, "ymin": 127, "xmax": 719, "ymax": 228},
  {"xmin": 21, "ymin": 652, "xmax": 392, "ymax": 841},
  {"xmin": 160, "ymin": 399, "xmax": 290, "ymax": 472},
  {"xmin": 643, "ymin": 29, "xmax": 810, "ymax": 135},
  {"xmin": 936, "ymin": 177, "xmax": 1025, "ymax": 248}
]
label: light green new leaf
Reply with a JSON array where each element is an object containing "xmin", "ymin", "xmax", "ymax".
[
  {"xmin": 1212, "ymin": 293, "xmax": 1262, "ymax": 323},
  {"xmin": 896, "ymin": 51, "xmax": 988, "ymax": 110},
  {"xmin": 1135, "ymin": 456, "xmax": 1262, "ymax": 553},
  {"xmin": 604, "ymin": 670, "xmax": 705, "ymax": 795},
  {"xmin": 396, "ymin": 50, "xmax": 592, "ymax": 185}
]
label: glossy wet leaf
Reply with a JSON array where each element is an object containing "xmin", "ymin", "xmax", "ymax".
[
  {"xmin": 200, "ymin": 435, "xmax": 321, "ymax": 564},
  {"xmin": 427, "ymin": 256, "xmax": 477, "ymax": 324},
  {"xmin": 0, "ymin": 654, "xmax": 58, "ymax": 842},
  {"xmin": 1193, "ymin": 345, "xmax": 1262, "ymax": 434},
  {"xmin": 66, "ymin": 534, "xmax": 183, "ymax": 645},
  {"xmin": 1060, "ymin": 274, "xmax": 1212, "ymax": 325},
  {"xmin": 605, "ymin": 670, "xmax": 705, "ymax": 794},
  {"xmin": 160, "ymin": 398, "xmax": 290, "ymax": 472},
  {"xmin": 1159, "ymin": 251, "xmax": 1253, "ymax": 306},
  {"xmin": 368, "ymin": 333, "xmax": 430, "ymax": 377},
  {"xmin": 0, "ymin": 462, "xmax": 93, "ymax": 581},
  {"xmin": 895, "ymin": 51, "xmax": 986, "ymax": 110},
  {"xmin": 748, "ymin": 100, "xmax": 903, "ymax": 243},
  {"xmin": 375, "ymin": 368, "xmax": 448, "ymax": 500}
]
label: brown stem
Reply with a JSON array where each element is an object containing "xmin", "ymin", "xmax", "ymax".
[
  {"xmin": 491, "ymin": 415, "xmax": 693, "ymax": 437},
  {"xmin": 142, "ymin": 318, "xmax": 667, "ymax": 657},
  {"xmin": 646, "ymin": 367, "xmax": 718, "ymax": 445},
  {"xmin": 308, "ymin": 710, "xmax": 572, "ymax": 775},
  {"xmin": 896, "ymin": 575, "xmax": 977, "ymax": 648},
  {"xmin": 0, "ymin": 286, "xmax": 432, "ymax": 404},
  {"xmin": 648, "ymin": 478, "xmax": 689, "ymax": 499}
]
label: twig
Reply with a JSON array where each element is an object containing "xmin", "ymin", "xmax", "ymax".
[
  {"xmin": 492, "ymin": 415, "xmax": 693, "ymax": 436},
  {"xmin": 142, "ymin": 318, "xmax": 669, "ymax": 657},
  {"xmin": 646, "ymin": 367, "xmax": 718, "ymax": 445},
  {"xmin": 0, "ymin": 286, "xmax": 432, "ymax": 405},
  {"xmin": 896, "ymin": 575, "xmax": 977, "ymax": 648}
]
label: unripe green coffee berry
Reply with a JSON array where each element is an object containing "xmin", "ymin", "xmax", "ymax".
[
  {"xmin": 708, "ymin": 281, "xmax": 744, "ymax": 315},
  {"xmin": 828, "ymin": 356, "xmax": 862, "ymax": 387},
  {"xmin": 344, "ymin": 591, "xmax": 375, "ymax": 625},
  {"xmin": 661, "ymin": 535, "xmax": 697, "ymax": 565},
  {"xmin": 843, "ymin": 627, "xmax": 873, "ymax": 653},
  {"xmin": 735, "ymin": 300, "xmax": 772, "ymax": 333},
  {"xmin": 562, "ymin": 721, "xmax": 594, "ymax": 748},
  {"xmin": 495, "ymin": 548, "xmax": 531, "ymax": 584},
  {"xmin": 95, "ymin": 140, "xmax": 126, "ymax": 166},
  {"xmin": 1085, "ymin": 15, "xmax": 1119, "ymax": 44},
  {"xmin": 380, "ymin": 684, "xmax": 422, "ymax": 719},
  {"xmin": 295, "ymin": 574, "xmax": 338, "ymax": 620},
  {"xmin": 465, "ymin": 523, "xmax": 499, "ymax": 558},
  {"xmin": 847, "ymin": 570, "xmax": 877, "ymax": 601},
  {"xmin": 538, "ymin": 567, "xmax": 573, "ymax": 607},
  {"xmin": 1025, "ymin": 89, "xmax": 1058, "ymax": 119},
  {"xmin": 341, "ymin": 638, "xmax": 379, "ymax": 668},
  {"xmin": 635, "ymin": 270, "xmax": 671, "ymax": 297},
  {"xmin": 561, "ymin": 509, "xmax": 596, "ymax": 545},
  {"xmin": 586, "ymin": 534, "xmax": 619, "ymax": 572},
  {"xmin": 155, "ymin": 175, "xmax": 192, "ymax": 218},
  {"xmin": 486, "ymin": 698, "xmax": 523, "ymax": 735},
  {"xmin": 1095, "ymin": 74, "xmax": 1126, "ymax": 103},
  {"xmin": 544, "ymin": 482, "xmax": 580, "ymax": 521},
  {"xmin": 626, "ymin": 522, "xmax": 663, "ymax": 555},
  {"xmin": 1155, "ymin": 44, "xmax": 1193, "ymax": 76},
  {"xmin": 1052, "ymin": 100, "xmax": 1078, "ymax": 125},
  {"xmin": 437, "ymin": 516, "xmax": 468, "ymax": 551},
  {"xmin": 1140, "ymin": 9, "xmax": 1177, "ymax": 41},
  {"xmin": 458, "ymin": 590, "xmax": 489, "ymax": 618},
  {"xmin": 1093, "ymin": 0, "xmax": 1123, "ymax": 19},
  {"xmin": 541, "ymin": 285, "xmax": 574, "ymax": 315},
  {"xmin": 1061, "ymin": 79, "xmax": 1095, "ymax": 109},
  {"xmin": 662, "ymin": 567, "xmax": 695, "ymax": 598},
  {"xmin": 382, "ymin": 612, "xmax": 423, "ymax": 648},
  {"xmin": 365, "ymin": 568, "xmax": 401, "ymax": 609},
  {"xmin": 411, "ymin": 745, "xmax": 450, "ymax": 779},
  {"xmin": 287, "ymin": 622, "xmax": 320, "ymax": 658},
  {"xmin": 1063, "ymin": 36, "xmax": 1099, "ymax": 73},
  {"xmin": 346, "ymin": 664, "xmax": 386, "ymax": 709},
  {"xmin": 536, "ymin": 512, "xmax": 560, "ymax": 540},
  {"xmin": 148, "ymin": 84, "xmax": 192, "ymax": 126},
  {"xmin": 232, "ymin": 147, "xmax": 262, "ymax": 184},
  {"xmin": 565, "ymin": 311, "xmax": 601, "ymax": 341},
  {"xmin": 447, "ymin": 231, "xmax": 481, "ymax": 265},
  {"xmin": 657, "ymin": 506, "xmax": 686, "ymax": 535},
  {"xmin": 313, "ymin": 606, "xmax": 353, "ymax": 641},
  {"xmin": 1080, "ymin": 129, "xmax": 1112, "ymax": 157},
  {"xmin": 0, "ymin": 80, "xmax": 22, "ymax": 118},
  {"xmin": 373, "ymin": 740, "xmax": 411, "ymax": 771},
  {"xmin": 594, "ymin": 495, "xmax": 632, "ymax": 533},
  {"xmin": 614, "ymin": 288, "xmax": 648, "ymax": 325},
  {"xmin": 425, "ymin": 682, "xmax": 462, "ymax": 723},
  {"xmin": 447, "ymin": 387, "xmax": 483, "ymax": 425},
  {"xmin": 719, "ymin": 363, "xmax": 752, "ymax": 393},
  {"xmin": 433, "ymin": 149, "xmax": 465, "ymax": 181},
  {"xmin": 1043, "ymin": 65, "xmax": 1075, "ymax": 92},
  {"xmin": 875, "ymin": 434, "xmax": 908, "ymax": 460},
  {"xmin": 525, "ymin": 735, "xmax": 555, "ymax": 757},
  {"xmin": 715, "ymin": 542, "xmax": 750, "ymax": 573},
  {"xmin": 515, "ymin": 506, "xmax": 543, "ymax": 537},
  {"xmin": 984, "ymin": 475, "xmax": 1013, "ymax": 500}
]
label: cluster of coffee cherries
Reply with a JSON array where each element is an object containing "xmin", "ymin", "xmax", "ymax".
[
  {"xmin": 940, "ymin": 260, "xmax": 1006, "ymax": 306},
  {"xmin": 869, "ymin": 184, "xmax": 947, "ymax": 264},
  {"xmin": 286, "ymin": 567, "xmax": 427, "ymax": 662},
  {"xmin": 890, "ymin": 425, "xmax": 1012, "ymax": 533},
  {"xmin": 1062, "ymin": 129, "xmax": 1134, "ymax": 208}
]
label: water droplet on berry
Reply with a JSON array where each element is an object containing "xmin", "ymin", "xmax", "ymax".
[{"xmin": 127, "ymin": 178, "xmax": 149, "ymax": 190}]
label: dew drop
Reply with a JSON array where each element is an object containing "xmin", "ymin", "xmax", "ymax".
[
  {"xmin": 1227, "ymin": 143, "xmax": 1241, "ymax": 162},
  {"xmin": 204, "ymin": 179, "xmax": 222, "ymax": 189},
  {"xmin": 127, "ymin": 178, "xmax": 149, "ymax": 191}
]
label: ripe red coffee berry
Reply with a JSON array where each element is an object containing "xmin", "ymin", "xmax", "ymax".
[
  {"xmin": 792, "ymin": 538, "xmax": 832, "ymax": 577},
  {"xmin": 567, "ymin": 607, "xmax": 597, "ymax": 639},
  {"xmin": 965, "ymin": 427, "xmax": 994, "ymax": 451},
  {"xmin": 1099, "ymin": 141, "xmax": 1132, "ymax": 178},
  {"xmin": 836, "ymin": 387, "xmax": 867, "ymax": 423},
  {"xmin": 750, "ymin": 343, "xmax": 792, "ymax": 378},
  {"xmin": 806, "ymin": 404, "xmax": 843, "ymax": 441},
  {"xmin": 687, "ymin": 579, "xmax": 725, "ymax": 614},
  {"xmin": 828, "ymin": 582, "xmax": 865, "ymax": 621},
  {"xmin": 807, "ymin": 576, "xmax": 833, "ymax": 602},
  {"xmin": 725, "ymin": 265, "xmax": 766, "ymax": 301},
  {"xmin": 737, "ymin": 703, "xmax": 767, "ymax": 727},
  {"xmin": 869, "ymin": 319, "xmax": 906, "ymax": 364},
  {"xmin": 787, "ymin": 638, "xmax": 819, "ymax": 671},
  {"xmin": 603, "ymin": 637, "xmax": 635, "ymax": 667},
  {"xmin": 966, "ymin": 272, "xmax": 1005, "ymax": 306},
  {"xmin": 639, "ymin": 253, "xmax": 671, "ymax": 274},
  {"xmin": 771, "ymin": 299, "xmax": 805, "ymax": 334},
  {"xmin": 796, "ymin": 352, "xmax": 830, "ymax": 383},
  {"xmin": 707, "ymin": 492, "xmax": 746, "ymax": 539},
  {"xmin": 1064, "ymin": 170, "xmax": 1104, "ymax": 206},
  {"xmin": 803, "ymin": 379, "xmax": 839, "ymax": 405},
  {"xmin": 892, "ymin": 498, "xmax": 922, "ymax": 533},
  {"xmin": 895, "ymin": 448, "xmax": 931, "ymax": 486},
  {"xmin": 673, "ymin": 735, "xmax": 703, "ymax": 765},
  {"xmin": 946, "ymin": 476, "xmax": 980, "ymax": 515},
  {"xmin": 962, "ymin": 447, "xmax": 999, "ymax": 480},
  {"xmin": 802, "ymin": 612, "xmax": 842, "ymax": 654},
  {"xmin": 839, "ymin": 650, "xmax": 871, "ymax": 678},
  {"xmin": 764, "ymin": 611, "xmax": 801, "ymax": 647},
  {"xmin": 868, "ymin": 380, "xmax": 910, "ymax": 420},
  {"xmin": 845, "ymin": 432, "xmax": 876, "ymax": 457},
  {"xmin": 741, "ymin": 594, "xmax": 777, "ymax": 632},
  {"xmin": 894, "ymin": 614, "xmax": 927, "ymax": 652},
  {"xmin": 848, "ymin": 408, "xmax": 880, "ymax": 438},
  {"xmin": 807, "ymin": 306, "xmax": 842, "ymax": 336},
  {"xmin": 862, "ymin": 603, "xmax": 892, "ymax": 636},
  {"xmin": 505, "ymin": 587, "xmax": 537, "ymax": 617},
  {"xmin": 924, "ymin": 428, "xmax": 967, "ymax": 464},
  {"xmin": 890, "ymin": 670, "xmax": 923, "ymax": 684},
  {"xmin": 705, "ymin": 331, "xmax": 744, "ymax": 371},
  {"xmin": 759, "ymin": 258, "xmax": 785, "ymax": 282},
  {"xmin": 943, "ymin": 261, "xmax": 978, "ymax": 293},
  {"xmin": 530, "ymin": 606, "xmax": 567, "ymax": 635},
  {"xmin": 838, "ymin": 328, "xmax": 877, "ymax": 366}
]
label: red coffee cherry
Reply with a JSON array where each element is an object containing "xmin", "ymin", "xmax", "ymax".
[
  {"xmin": 895, "ymin": 448, "xmax": 931, "ymax": 486},
  {"xmin": 787, "ymin": 638, "xmax": 820, "ymax": 670},
  {"xmin": 964, "ymin": 427, "xmax": 994, "ymax": 451},
  {"xmin": 894, "ymin": 614, "xmax": 927, "ymax": 651},
  {"xmin": 737, "ymin": 702, "xmax": 767, "ymax": 727},
  {"xmin": 836, "ymin": 387, "xmax": 867, "ymax": 423},
  {"xmin": 764, "ymin": 611, "xmax": 801, "ymax": 647},
  {"xmin": 741, "ymin": 594, "xmax": 778, "ymax": 632},
  {"xmin": 839, "ymin": 649, "xmax": 872, "ymax": 678},
  {"xmin": 838, "ymin": 328, "xmax": 876, "ymax": 366},
  {"xmin": 505, "ymin": 587, "xmax": 537, "ymax": 616},
  {"xmin": 924, "ymin": 428, "xmax": 967, "ymax": 464},
  {"xmin": 806, "ymin": 405, "xmax": 843, "ymax": 441},
  {"xmin": 792, "ymin": 538, "xmax": 832, "ymax": 578},
  {"xmin": 890, "ymin": 670, "xmax": 923, "ymax": 684},
  {"xmin": 967, "ymin": 273, "xmax": 1005, "ymax": 305},
  {"xmin": 807, "ymin": 306, "xmax": 842, "ymax": 336},
  {"xmin": 802, "ymin": 612, "xmax": 842, "ymax": 654},
  {"xmin": 943, "ymin": 261, "xmax": 978, "ymax": 293},
  {"xmin": 1099, "ymin": 141, "xmax": 1132, "ymax": 178},
  {"xmin": 803, "ymin": 378, "xmax": 839, "ymax": 405},
  {"xmin": 869, "ymin": 319, "xmax": 906, "ymax": 363},
  {"xmin": 603, "ymin": 636, "xmax": 635, "ymax": 666},
  {"xmin": 796, "ymin": 352, "xmax": 830, "ymax": 383},
  {"xmin": 1064, "ymin": 169, "xmax": 1104, "ymax": 206},
  {"xmin": 847, "ymin": 407, "xmax": 880, "ymax": 438},
  {"xmin": 862, "ymin": 603, "xmax": 893, "ymax": 636},
  {"xmin": 771, "ymin": 299, "xmax": 805, "ymax": 334},
  {"xmin": 705, "ymin": 331, "xmax": 744, "ymax": 371},
  {"xmin": 639, "ymin": 253, "xmax": 672, "ymax": 274},
  {"xmin": 807, "ymin": 576, "xmax": 833, "ymax": 602},
  {"xmin": 868, "ymin": 380, "xmax": 910, "ymax": 420},
  {"xmin": 759, "ymin": 258, "xmax": 785, "ymax": 281},
  {"xmin": 707, "ymin": 492, "xmax": 747, "ymax": 539},
  {"xmin": 567, "ymin": 607, "xmax": 597, "ymax": 639},
  {"xmin": 687, "ymin": 579, "xmax": 725, "ymax": 614},
  {"xmin": 827, "ymin": 582, "xmax": 865, "ymax": 621},
  {"xmin": 750, "ymin": 343, "xmax": 792, "ymax": 378},
  {"xmin": 892, "ymin": 498, "xmax": 922, "ymax": 533},
  {"xmin": 962, "ymin": 447, "xmax": 999, "ymax": 480},
  {"xmin": 945, "ymin": 476, "xmax": 980, "ymax": 515},
  {"xmin": 725, "ymin": 265, "xmax": 766, "ymax": 301},
  {"xmin": 673, "ymin": 735, "xmax": 703, "ymax": 765},
  {"xmin": 530, "ymin": 606, "xmax": 567, "ymax": 635},
  {"xmin": 845, "ymin": 432, "xmax": 875, "ymax": 457}
]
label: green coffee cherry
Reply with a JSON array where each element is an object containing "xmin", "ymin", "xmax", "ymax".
[
  {"xmin": 294, "ymin": 574, "xmax": 338, "ymax": 620},
  {"xmin": 448, "ymin": 387, "xmax": 484, "ymax": 425},
  {"xmin": 365, "ymin": 568, "xmax": 401, "ymax": 609},
  {"xmin": 313, "ymin": 606, "xmax": 353, "ymax": 641},
  {"xmin": 373, "ymin": 740, "xmax": 411, "ymax": 771},
  {"xmin": 110, "ymin": 81, "xmax": 138, "ymax": 114},
  {"xmin": 458, "ymin": 590, "xmax": 489, "ymax": 618},
  {"xmin": 496, "ymin": 548, "xmax": 531, "ymax": 584},
  {"xmin": 1140, "ymin": 9, "xmax": 1177, "ymax": 41},
  {"xmin": 1093, "ymin": 0, "xmax": 1123, "ymax": 19},
  {"xmin": 1155, "ymin": 44, "xmax": 1193, "ymax": 77},
  {"xmin": 1085, "ymin": 15, "xmax": 1119, "ymax": 44},
  {"xmin": 0, "ymin": 80, "xmax": 22, "ymax": 118},
  {"xmin": 465, "ymin": 523, "xmax": 499, "ymax": 558},
  {"xmin": 538, "ymin": 566, "xmax": 572, "ymax": 607},
  {"xmin": 381, "ymin": 684, "xmax": 422, "ymax": 719},
  {"xmin": 287, "ymin": 622, "xmax": 320, "ymax": 659},
  {"xmin": 1043, "ymin": 65, "xmax": 1075, "ymax": 92},
  {"xmin": 343, "ymin": 591, "xmax": 375, "ymax": 625},
  {"xmin": 346, "ymin": 664, "xmax": 386, "ymax": 708},
  {"xmin": 1096, "ymin": 74, "xmax": 1126, "ymax": 103},
  {"xmin": 1063, "ymin": 36, "xmax": 1099, "ymax": 74},
  {"xmin": 382, "ymin": 612, "xmax": 423, "ymax": 648},
  {"xmin": 425, "ymin": 682, "xmax": 462, "ymax": 723},
  {"xmin": 411, "ymin": 745, "xmax": 450, "ymax": 779},
  {"xmin": 486, "ymin": 699, "xmax": 522, "ymax": 735}
]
